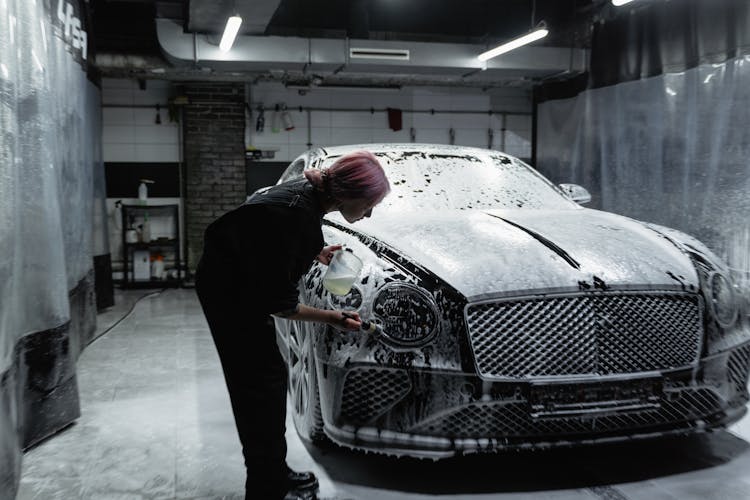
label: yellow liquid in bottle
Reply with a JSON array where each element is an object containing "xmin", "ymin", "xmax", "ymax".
[{"xmin": 323, "ymin": 275, "xmax": 357, "ymax": 295}]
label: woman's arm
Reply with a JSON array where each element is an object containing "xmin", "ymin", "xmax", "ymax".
[{"xmin": 273, "ymin": 303, "xmax": 361, "ymax": 331}]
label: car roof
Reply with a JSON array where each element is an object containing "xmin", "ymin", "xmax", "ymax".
[{"xmin": 319, "ymin": 143, "xmax": 511, "ymax": 160}]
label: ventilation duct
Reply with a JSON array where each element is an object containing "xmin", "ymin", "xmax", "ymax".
[{"xmin": 155, "ymin": 19, "xmax": 586, "ymax": 85}]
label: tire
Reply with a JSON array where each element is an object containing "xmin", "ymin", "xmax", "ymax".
[{"xmin": 288, "ymin": 320, "xmax": 327, "ymax": 443}]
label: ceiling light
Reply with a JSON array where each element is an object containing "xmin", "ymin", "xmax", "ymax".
[
  {"xmin": 219, "ymin": 16, "xmax": 242, "ymax": 53},
  {"xmin": 612, "ymin": 0, "xmax": 636, "ymax": 5},
  {"xmin": 477, "ymin": 27, "xmax": 549, "ymax": 62}
]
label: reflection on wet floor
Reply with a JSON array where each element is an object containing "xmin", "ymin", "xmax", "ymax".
[{"xmin": 17, "ymin": 289, "xmax": 750, "ymax": 500}]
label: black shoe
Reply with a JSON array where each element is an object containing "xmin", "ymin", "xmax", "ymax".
[
  {"xmin": 283, "ymin": 490, "xmax": 316, "ymax": 500},
  {"xmin": 287, "ymin": 469, "xmax": 319, "ymax": 491}
]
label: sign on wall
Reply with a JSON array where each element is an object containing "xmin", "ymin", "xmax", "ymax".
[{"xmin": 40, "ymin": 0, "xmax": 90, "ymax": 68}]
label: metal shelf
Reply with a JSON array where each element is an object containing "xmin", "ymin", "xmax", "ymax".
[{"xmin": 121, "ymin": 204, "xmax": 183, "ymax": 288}]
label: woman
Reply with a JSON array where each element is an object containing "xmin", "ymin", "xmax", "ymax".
[{"xmin": 195, "ymin": 151, "xmax": 390, "ymax": 500}]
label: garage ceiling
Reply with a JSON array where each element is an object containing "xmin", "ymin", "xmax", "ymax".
[{"xmin": 92, "ymin": 0, "xmax": 607, "ymax": 88}]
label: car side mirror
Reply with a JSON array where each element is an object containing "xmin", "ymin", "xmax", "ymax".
[{"xmin": 559, "ymin": 183, "xmax": 592, "ymax": 205}]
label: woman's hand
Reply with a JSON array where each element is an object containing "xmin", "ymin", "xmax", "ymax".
[
  {"xmin": 316, "ymin": 244, "xmax": 342, "ymax": 265},
  {"xmin": 328, "ymin": 310, "xmax": 361, "ymax": 331}
]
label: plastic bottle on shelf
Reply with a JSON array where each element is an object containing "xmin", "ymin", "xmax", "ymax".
[
  {"xmin": 141, "ymin": 212, "xmax": 151, "ymax": 242},
  {"xmin": 151, "ymin": 254, "xmax": 165, "ymax": 280},
  {"xmin": 138, "ymin": 179, "xmax": 154, "ymax": 205}
]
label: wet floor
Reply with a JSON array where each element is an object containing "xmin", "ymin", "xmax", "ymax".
[{"xmin": 17, "ymin": 288, "xmax": 750, "ymax": 499}]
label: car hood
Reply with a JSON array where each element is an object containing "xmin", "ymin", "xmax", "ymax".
[{"xmin": 329, "ymin": 208, "xmax": 698, "ymax": 300}]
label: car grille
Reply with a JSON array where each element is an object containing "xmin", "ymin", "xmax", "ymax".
[
  {"xmin": 728, "ymin": 343, "xmax": 750, "ymax": 399},
  {"xmin": 340, "ymin": 367, "xmax": 411, "ymax": 424},
  {"xmin": 465, "ymin": 292, "xmax": 703, "ymax": 379},
  {"xmin": 408, "ymin": 388, "xmax": 720, "ymax": 438}
]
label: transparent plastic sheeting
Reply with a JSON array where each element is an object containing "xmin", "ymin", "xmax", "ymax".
[
  {"xmin": 0, "ymin": 0, "xmax": 101, "ymax": 373},
  {"xmin": 536, "ymin": 54, "xmax": 750, "ymax": 279}
]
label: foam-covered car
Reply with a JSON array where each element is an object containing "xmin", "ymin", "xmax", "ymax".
[{"xmin": 273, "ymin": 143, "xmax": 750, "ymax": 458}]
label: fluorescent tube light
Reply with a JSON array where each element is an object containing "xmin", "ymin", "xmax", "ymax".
[
  {"xmin": 612, "ymin": 0, "xmax": 635, "ymax": 6},
  {"xmin": 477, "ymin": 28, "xmax": 549, "ymax": 61},
  {"xmin": 219, "ymin": 16, "xmax": 242, "ymax": 53}
]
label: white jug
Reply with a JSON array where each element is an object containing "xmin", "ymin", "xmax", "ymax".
[{"xmin": 323, "ymin": 248, "xmax": 363, "ymax": 295}]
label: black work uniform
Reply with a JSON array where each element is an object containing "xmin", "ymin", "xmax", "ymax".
[{"xmin": 195, "ymin": 179, "xmax": 324, "ymax": 500}]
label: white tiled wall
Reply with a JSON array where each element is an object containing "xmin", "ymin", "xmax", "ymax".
[
  {"xmin": 102, "ymin": 79, "xmax": 180, "ymax": 163},
  {"xmin": 101, "ymin": 78, "xmax": 182, "ymax": 271},
  {"xmin": 101, "ymin": 78, "xmax": 532, "ymax": 165},
  {"xmin": 249, "ymin": 83, "xmax": 533, "ymax": 163},
  {"xmin": 100, "ymin": 78, "xmax": 532, "ymax": 272}
]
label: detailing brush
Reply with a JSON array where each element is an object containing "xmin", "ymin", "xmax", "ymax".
[
  {"xmin": 341, "ymin": 312, "xmax": 383, "ymax": 336},
  {"xmin": 360, "ymin": 320, "xmax": 383, "ymax": 336}
]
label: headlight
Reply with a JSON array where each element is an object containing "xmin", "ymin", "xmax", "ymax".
[
  {"xmin": 327, "ymin": 285, "xmax": 363, "ymax": 311},
  {"xmin": 707, "ymin": 271, "xmax": 737, "ymax": 328},
  {"xmin": 372, "ymin": 283, "xmax": 439, "ymax": 347}
]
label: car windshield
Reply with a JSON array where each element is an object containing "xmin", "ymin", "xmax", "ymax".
[{"xmin": 319, "ymin": 150, "xmax": 576, "ymax": 212}]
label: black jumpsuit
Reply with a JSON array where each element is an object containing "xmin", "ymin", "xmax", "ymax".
[{"xmin": 195, "ymin": 179, "xmax": 324, "ymax": 499}]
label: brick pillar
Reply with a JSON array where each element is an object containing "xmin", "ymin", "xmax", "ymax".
[{"xmin": 183, "ymin": 83, "xmax": 247, "ymax": 272}]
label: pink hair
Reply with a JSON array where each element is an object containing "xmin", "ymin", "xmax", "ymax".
[{"xmin": 306, "ymin": 150, "xmax": 390, "ymax": 204}]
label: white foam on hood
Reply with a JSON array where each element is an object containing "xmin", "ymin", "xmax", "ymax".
[
  {"xmin": 322, "ymin": 146, "xmax": 696, "ymax": 298},
  {"xmin": 321, "ymin": 149, "xmax": 577, "ymax": 212},
  {"xmin": 328, "ymin": 208, "xmax": 698, "ymax": 299}
]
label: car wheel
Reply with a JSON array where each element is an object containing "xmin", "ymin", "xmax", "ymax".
[{"xmin": 288, "ymin": 320, "xmax": 326, "ymax": 443}]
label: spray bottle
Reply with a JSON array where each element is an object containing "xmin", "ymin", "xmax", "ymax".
[
  {"xmin": 138, "ymin": 179, "xmax": 154, "ymax": 205},
  {"xmin": 271, "ymin": 103, "xmax": 281, "ymax": 133},
  {"xmin": 281, "ymin": 103, "xmax": 295, "ymax": 131}
]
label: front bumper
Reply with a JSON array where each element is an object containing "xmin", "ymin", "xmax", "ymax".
[{"xmin": 316, "ymin": 342, "xmax": 750, "ymax": 458}]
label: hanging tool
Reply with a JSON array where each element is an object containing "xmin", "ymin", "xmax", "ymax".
[
  {"xmin": 281, "ymin": 103, "xmax": 295, "ymax": 131},
  {"xmin": 271, "ymin": 103, "xmax": 281, "ymax": 132},
  {"xmin": 255, "ymin": 105, "xmax": 265, "ymax": 132}
]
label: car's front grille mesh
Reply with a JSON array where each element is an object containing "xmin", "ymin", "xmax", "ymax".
[
  {"xmin": 728, "ymin": 344, "xmax": 750, "ymax": 398},
  {"xmin": 340, "ymin": 368, "xmax": 411, "ymax": 424},
  {"xmin": 465, "ymin": 292, "xmax": 703, "ymax": 378},
  {"xmin": 408, "ymin": 389, "xmax": 719, "ymax": 438}
]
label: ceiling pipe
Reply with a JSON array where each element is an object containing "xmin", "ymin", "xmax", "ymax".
[{"xmin": 155, "ymin": 19, "xmax": 586, "ymax": 82}]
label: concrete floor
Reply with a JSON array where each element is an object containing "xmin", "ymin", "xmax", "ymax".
[{"xmin": 16, "ymin": 288, "xmax": 750, "ymax": 500}]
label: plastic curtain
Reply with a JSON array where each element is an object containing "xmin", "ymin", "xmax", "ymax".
[
  {"xmin": 536, "ymin": 55, "xmax": 750, "ymax": 276},
  {"xmin": 0, "ymin": 0, "xmax": 99, "ymax": 374}
]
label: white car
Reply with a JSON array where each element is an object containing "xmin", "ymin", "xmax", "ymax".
[{"xmin": 274, "ymin": 143, "xmax": 750, "ymax": 459}]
